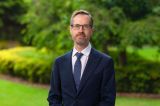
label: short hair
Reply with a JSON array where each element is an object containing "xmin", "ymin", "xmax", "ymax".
[{"xmin": 70, "ymin": 10, "xmax": 93, "ymax": 27}]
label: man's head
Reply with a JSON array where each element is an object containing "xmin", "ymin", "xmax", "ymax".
[{"xmin": 70, "ymin": 10, "xmax": 94, "ymax": 47}]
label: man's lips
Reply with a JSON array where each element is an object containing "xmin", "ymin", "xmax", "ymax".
[
  {"xmin": 77, "ymin": 36, "xmax": 85, "ymax": 39},
  {"xmin": 77, "ymin": 34, "xmax": 86, "ymax": 38}
]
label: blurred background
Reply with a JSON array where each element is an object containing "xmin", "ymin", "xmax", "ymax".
[{"xmin": 0, "ymin": 0, "xmax": 160, "ymax": 106}]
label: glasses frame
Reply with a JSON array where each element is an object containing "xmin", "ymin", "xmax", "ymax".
[{"xmin": 71, "ymin": 24, "xmax": 92, "ymax": 30}]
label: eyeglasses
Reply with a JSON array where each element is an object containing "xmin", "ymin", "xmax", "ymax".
[{"xmin": 71, "ymin": 24, "xmax": 92, "ymax": 30}]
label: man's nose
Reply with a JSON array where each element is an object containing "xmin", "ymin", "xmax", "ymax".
[{"xmin": 79, "ymin": 26, "xmax": 84, "ymax": 31}]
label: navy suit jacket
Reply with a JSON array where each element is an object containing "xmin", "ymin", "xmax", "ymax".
[{"xmin": 47, "ymin": 48, "xmax": 116, "ymax": 106}]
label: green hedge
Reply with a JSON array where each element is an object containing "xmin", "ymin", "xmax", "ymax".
[
  {"xmin": 0, "ymin": 47, "xmax": 55, "ymax": 83},
  {"xmin": 110, "ymin": 51, "xmax": 160, "ymax": 94},
  {"xmin": 107, "ymin": 47, "xmax": 160, "ymax": 93},
  {"xmin": 116, "ymin": 62, "xmax": 160, "ymax": 93}
]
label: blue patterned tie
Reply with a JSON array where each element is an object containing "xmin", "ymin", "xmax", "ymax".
[{"xmin": 74, "ymin": 52, "xmax": 83, "ymax": 90}]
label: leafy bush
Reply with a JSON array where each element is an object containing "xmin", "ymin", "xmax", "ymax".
[
  {"xmin": 115, "ymin": 62, "xmax": 160, "ymax": 93},
  {"xmin": 109, "ymin": 50, "xmax": 160, "ymax": 94},
  {"xmin": 0, "ymin": 47, "xmax": 55, "ymax": 83}
]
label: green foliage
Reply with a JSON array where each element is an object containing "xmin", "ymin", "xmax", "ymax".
[
  {"xmin": 88, "ymin": 0, "xmax": 156, "ymax": 20},
  {"xmin": 0, "ymin": 0, "xmax": 159, "ymax": 54},
  {"xmin": 115, "ymin": 0, "xmax": 152, "ymax": 20},
  {"xmin": 87, "ymin": 0, "xmax": 116, "ymax": 9},
  {"xmin": 21, "ymin": 0, "xmax": 160, "ymax": 57},
  {"xmin": 153, "ymin": 6, "xmax": 160, "ymax": 16},
  {"xmin": 115, "ymin": 61, "xmax": 160, "ymax": 93},
  {"xmin": 0, "ymin": 0, "xmax": 27, "ymax": 40},
  {"xmin": 87, "ymin": 0, "xmax": 160, "ymax": 52},
  {"xmin": 21, "ymin": 0, "xmax": 88, "ymax": 54},
  {"xmin": 108, "ymin": 48, "xmax": 160, "ymax": 93},
  {"xmin": 121, "ymin": 16, "xmax": 160, "ymax": 48},
  {"xmin": 0, "ymin": 47, "xmax": 55, "ymax": 83}
]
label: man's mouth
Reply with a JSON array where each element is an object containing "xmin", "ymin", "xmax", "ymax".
[
  {"xmin": 77, "ymin": 33, "xmax": 85, "ymax": 38},
  {"xmin": 77, "ymin": 35, "xmax": 85, "ymax": 39}
]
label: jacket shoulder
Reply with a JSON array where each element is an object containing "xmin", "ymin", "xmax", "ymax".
[
  {"xmin": 54, "ymin": 50, "xmax": 72, "ymax": 63},
  {"xmin": 92, "ymin": 48, "xmax": 112, "ymax": 60}
]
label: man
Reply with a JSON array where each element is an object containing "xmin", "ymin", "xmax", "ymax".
[{"xmin": 47, "ymin": 10, "xmax": 116, "ymax": 106}]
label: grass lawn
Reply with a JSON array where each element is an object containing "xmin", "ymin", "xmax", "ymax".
[
  {"xmin": 0, "ymin": 79, "xmax": 160, "ymax": 106},
  {"xmin": 0, "ymin": 79, "xmax": 48, "ymax": 106},
  {"xmin": 116, "ymin": 96, "xmax": 160, "ymax": 106}
]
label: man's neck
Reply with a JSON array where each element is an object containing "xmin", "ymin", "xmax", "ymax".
[{"xmin": 74, "ymin": 43, "xmax": 89, "ymax": 52}]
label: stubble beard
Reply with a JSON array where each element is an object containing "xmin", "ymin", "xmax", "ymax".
[{"xmin": 74, "ymin": 33, "xmax": 89, "ymax": 47}]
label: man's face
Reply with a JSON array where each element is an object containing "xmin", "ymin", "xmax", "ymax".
[{"xmin": 70, "ymin": 14, "xmax": 93, "ymax": 46}]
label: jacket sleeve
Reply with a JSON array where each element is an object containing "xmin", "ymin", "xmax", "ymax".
[
  {"xmin": 98, "ymin": 58, "xmax": 116, "ymax": 106},
  {"xmin": 47, "ymin": 59, "xmax": 62, "ymax": 106}
]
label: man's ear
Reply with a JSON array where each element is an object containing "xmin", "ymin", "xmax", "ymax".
[
  {"xmin": 69, "ymin": 26, "xmax": 72, "ymax": 40},
  {"xmin": 91, "ymin": 27, "xmax": 94, "ymax": 35}
]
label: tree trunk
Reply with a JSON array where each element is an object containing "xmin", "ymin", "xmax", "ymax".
[{"xmin": 118, "ymin": 49, "xmax": 127, "ymax": 66}]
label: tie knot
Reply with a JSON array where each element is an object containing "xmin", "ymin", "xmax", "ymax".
[{"xmin": 75, "ymin": 52, "xmax": 83, "ymax": 59}]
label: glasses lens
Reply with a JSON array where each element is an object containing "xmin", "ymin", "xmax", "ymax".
[{"xmin": 71, "ymin": 24, "xmax": 91, "ymax": 30}]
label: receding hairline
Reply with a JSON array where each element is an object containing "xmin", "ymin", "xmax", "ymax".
[{"xmin": 70, "ymin": 10, "xmax": 93, "ymax": 27}]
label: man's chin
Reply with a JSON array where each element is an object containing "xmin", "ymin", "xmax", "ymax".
[{"xmin": 76, "ymin": 41, "xmax": 88, "ymax": 46}]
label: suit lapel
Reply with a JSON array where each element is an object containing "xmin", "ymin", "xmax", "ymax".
[
  {"xmin": 77, "ymin": 48, "xmax": 101, "ymax": 95},
  {"xmin": 64, "ymin": 51, "xmax": 77, "ymax": 94}
]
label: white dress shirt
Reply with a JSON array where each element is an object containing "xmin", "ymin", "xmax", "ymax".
[{"xmin": 72, "ymin": 43, "xmax": 91, "ymax": 79}]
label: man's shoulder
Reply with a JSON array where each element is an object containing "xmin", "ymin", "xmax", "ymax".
[
  {"xmin": 54, "ymin": 50, "xmax": 72, "ymax": 62},
  {"xmin": 92, "ymin": 48, "xmax": 112, "ymax": 60}
]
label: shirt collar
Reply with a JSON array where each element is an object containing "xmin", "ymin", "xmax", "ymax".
[{"xmin": 72, "ymin": 43, "xmax": 91, "ymax": 57}]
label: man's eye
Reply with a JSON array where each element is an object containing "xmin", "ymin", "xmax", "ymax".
[
  {"xmin": 84, "ymin": 25, "xmax": 90, "ymax": 28},
  {"xmin": 75, "ymin": 25, "xmax": 80, "ymax": 27}
]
